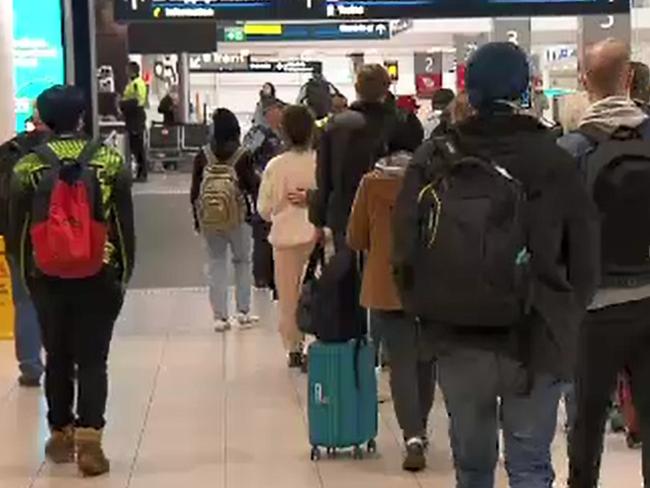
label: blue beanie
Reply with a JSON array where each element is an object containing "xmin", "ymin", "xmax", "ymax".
[{"xmin": 466, "ymin": 42, "xmax": 530, "ymax": 112}]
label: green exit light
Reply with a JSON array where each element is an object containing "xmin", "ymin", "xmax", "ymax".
[{"xmin": 225, "ymin": 27, "xmax": 246, "ymax": 42}]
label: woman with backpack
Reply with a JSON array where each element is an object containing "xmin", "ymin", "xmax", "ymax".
[
  {"xmin": 191, "ymin": 108, "xmax": 260, "ymax": 332},
  {"xmin": 346, "ymin": 114, "xmax": 431, "ymax": 472},
  {"xmin": 257, "ymin": 105, "xmax": 318, "ymax": 368}
]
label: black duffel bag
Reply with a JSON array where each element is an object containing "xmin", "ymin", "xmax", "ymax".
[{"xmin": 297, "ymin": 246, "xmax": 366, "ymax": 342}]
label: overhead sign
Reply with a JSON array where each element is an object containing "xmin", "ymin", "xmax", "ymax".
[
  {"xmin": 13, "ymin": 0, "xmax": 66, "ymax": 132},
  {"xmin": 219, "ymin": 22, "xmax": 391, "ymax": 42},
  {"xmin": 414, "ymin": 52, "xmax": 443, "ymax": 98},
  {"xmin": 115, "ymin": 0, "xmax": 628, "ymax": 22},
  {"xmin": 189, "ymin": 54, "xmax": 322, "ymax": 74}
]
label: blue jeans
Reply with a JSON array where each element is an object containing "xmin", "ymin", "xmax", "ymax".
[
  {"xmin": 438, "ymin": 346, "xmax": 562, "ymax": 488},
  {"xmin": 204, "ymin": 224, "xmax": 252, "ymax": 320},
  {"xmin": 7, "ymin": 256, "xmax": 43, "ymax": 380}
]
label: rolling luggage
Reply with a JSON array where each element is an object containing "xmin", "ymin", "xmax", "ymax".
[{"xmin": 307, "ymin": 339, "xmax": 378, "ymax": 460}]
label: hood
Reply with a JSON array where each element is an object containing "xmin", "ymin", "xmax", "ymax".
[
  {"xmin": 580, "ymin": 96, "xmax": 648, "ymax": 133},
  {"xmin": 374, "ymin": 151, "xmax": 412, "ymax": 176},
  {"xmin": 454, "ymin": 113, "xmax": 543, "ymax": 155}
]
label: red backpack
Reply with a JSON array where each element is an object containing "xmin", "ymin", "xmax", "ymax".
[{"xmin": 30, "ymin": 141, "xmax": 107, "ymax": 279}]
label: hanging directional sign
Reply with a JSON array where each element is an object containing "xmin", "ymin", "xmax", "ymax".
[{"xmin": 218, "ymin": 22, "xmax": 391, "ymax": 43}]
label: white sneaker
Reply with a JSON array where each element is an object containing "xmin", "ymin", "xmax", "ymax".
[
  {"xmin": 214, "ymin": 318, "xmax": 231, "ymax": 333},
  {"xmin": 234, "ymin": 313, "xmax": 259, "ymax": 330}
]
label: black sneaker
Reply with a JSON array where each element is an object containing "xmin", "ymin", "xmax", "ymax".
[
  {"xmin": 402, "ymin": 438, "xmax": 426, "ymax": 472},
  {"xmin": 288, "ymin": 352, "xmax": 303, "ymax": 369}
]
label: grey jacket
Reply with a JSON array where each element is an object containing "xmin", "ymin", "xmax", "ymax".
[{"xmin": 558, "ymin": 96, "xmax": 650, "ymax": 309}]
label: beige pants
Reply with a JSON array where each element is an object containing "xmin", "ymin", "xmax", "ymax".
[{"xmin": 273, "ymin": 242, "xmax": 314, "ymax": 352}]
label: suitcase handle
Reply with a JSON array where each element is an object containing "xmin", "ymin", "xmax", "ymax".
[{"xmin": 314, "ymin": 383, "xmax": 328, "ymax": 405}]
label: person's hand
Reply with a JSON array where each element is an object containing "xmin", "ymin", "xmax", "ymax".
[{"xmin": 288, "ymin": 188, "xmax": 309, "ymax": 207}]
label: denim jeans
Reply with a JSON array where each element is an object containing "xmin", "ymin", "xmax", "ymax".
[
  {"xmin": 7, "ymin": 256, "xmax": 43, "ymax": 381},
  {"xmin": 437, "ymin": 346, "xmax": 563, "ymax": 488},
  {"xmin": 204, "ymin": 224, "xmax": 252, "ymax": 320},
  {"xmin": 371, "ymin": 310, "xmax": 436, "ymax": 439}
]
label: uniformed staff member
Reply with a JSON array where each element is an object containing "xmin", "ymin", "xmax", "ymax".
[{"xmin": 121, "ymin": 62, "xmax": 148, "ymax": 182}]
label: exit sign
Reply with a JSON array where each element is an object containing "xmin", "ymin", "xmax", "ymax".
[{"xmin": 224, "ymin": 27, "xmax": 245, "ymax": 42}]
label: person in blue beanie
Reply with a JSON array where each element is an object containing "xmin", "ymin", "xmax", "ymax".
[{"xmin": 392, "ymin": 42, "xmax": 599, "ymax": 486}]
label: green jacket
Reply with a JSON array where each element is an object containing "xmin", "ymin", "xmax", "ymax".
[{"xmin": 8, "ymin": 138, "xmax": 135, "ymax": 288}]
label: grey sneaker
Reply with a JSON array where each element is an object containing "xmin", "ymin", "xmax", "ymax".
[{"xmin": 402, "ymin": 437, "xmax": 426, "ymax": 472}]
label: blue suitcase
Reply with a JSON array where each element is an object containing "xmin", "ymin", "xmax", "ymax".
[{"xmin": 307, "ymin": 339, "xmax": 378, "ymax": 460}]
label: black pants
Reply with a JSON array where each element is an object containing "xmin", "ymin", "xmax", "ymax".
[
  {"xmin": 569, "ymin": 298, "xmax": 650, "ymax": 487},
  {"xmin": 252, "ymin": 219, "xmax": 275, "ymax": 293},
  {"xmin": 30, "ymin": 272, "xmax": 124, "ymax": 430},
  {"xmin": 128, "ymin": 131, "xmax": 147, "ymax": 180}
]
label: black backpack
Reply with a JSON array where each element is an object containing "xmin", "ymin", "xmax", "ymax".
[
  {"xmin": 578, "ymin": 122, "xmax": 650, "ymax": 286},
  {"xmin": 395, "ymin": 137, "xmax": 531, "ymax": 327},
  {"xmin": 0, "ymin": 131, "xmax": 50, "ymax": 235},
  {"xmin": 304, "ymin": 78, "xmax": 333, "ymax": 120}
]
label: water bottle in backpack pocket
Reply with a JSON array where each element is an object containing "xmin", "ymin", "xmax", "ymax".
[
  {"xmin": 198, "ymin": 145, "xmax": 246, "ymax": 233},
  {"xmin": 397, "ymin": 138, "xmax": 531, "ymax": 327},
  {"xmin": 29, "ymin": 141, "xmax": 107, "ymax": 279}
]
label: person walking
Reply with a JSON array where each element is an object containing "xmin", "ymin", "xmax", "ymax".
[
  {"xmin": 0, "ymin": 107, "xmax": 49, "ymax": 387},
  {"xmin": 393, "ymin": 42, "xmax": 599, "ymax": 487},
  {"xmin": 191, "ymin": 108, "xmax": 259, "ymax": 332},
  {"xmin": 7, "ymin": 85, "xmax": 135, "ymax": 477},
  {"xmin": 121, "ymin": 61, "xmax": 148, "ymax": 182},
  {"xmin": 347, "ymin": 113, "xmax": 433, "ymax": 471},
  {"xmin": 257, "ymin": 105, "xmax": 317, "ymax": 368},
  {"xmin": 558, "ymin": 38, "xmax": 650, "ymax": 488}
]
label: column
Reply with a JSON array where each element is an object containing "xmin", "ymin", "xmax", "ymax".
[
  {"xmin": 0, "ymin": 1, "xmax": 15, "ymax": 141},
  {"xmin": 178, "ymin": 52, "xmax": 190, "ymax": 124},
  {"xmin": 492, "ymin": 18, "xmax": 531, "ymax": 54}
]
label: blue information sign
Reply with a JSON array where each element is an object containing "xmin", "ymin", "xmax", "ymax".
[{"xmin": 13, "ymin": 0, "xmax": 66, "ymax": 131}]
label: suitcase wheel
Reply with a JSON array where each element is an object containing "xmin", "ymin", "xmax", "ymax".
[
  {"xmin": 310, "ymin": 446, "xmax": 321, "ymax": 461},
  {"xmin": 326, "ymin": 447, "xmax": 337, "ymax": 458},
  {"xmin": 353, "ymin": 446, "xmax": 364, "ymax": 460},
  {"xmin": 367, "ymin": 439, "xmax": 377, "ymax": 454}
]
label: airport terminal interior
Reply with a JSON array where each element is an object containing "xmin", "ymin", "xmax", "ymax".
[{"xmin": 1, "ymin": 0, "xmax": 650, "ymax": 486}]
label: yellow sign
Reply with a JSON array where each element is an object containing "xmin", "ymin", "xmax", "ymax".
[
  {"xmin": 244, "ymin": 24, "xmax": 283, "ymax": 35},
  {"xmin": 0, "ymin": 237, "xmax": 15, "ymax": 340}
]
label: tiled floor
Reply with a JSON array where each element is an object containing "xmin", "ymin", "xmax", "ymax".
[{"xmin": 0, "ymin": 287, "xmax": 644, "ymax": 488}]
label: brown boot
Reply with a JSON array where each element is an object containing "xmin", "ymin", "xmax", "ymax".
[
  {"xmin": 75, "ymin": 428, "xmax": 110, "ymax": 477},
  {"xmin": 45, "ymin": 426, "xmax": 75, "ymax": 464}
]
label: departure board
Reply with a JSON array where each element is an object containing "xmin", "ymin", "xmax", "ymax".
[{"xmin": 115, "ymin": 0, "xmax": 629, "ymax": 21}]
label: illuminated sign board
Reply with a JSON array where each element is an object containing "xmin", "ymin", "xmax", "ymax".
[
  {"xmin": 189, "ymin": 54, "xmax": 322, "ymax": 74},
  {"xmin": 13, "ymin": 0, "xmax": 66, "ymax": 132},
  {"xmin": 219, "ymin": 22, "xmax": 391, "ymax": 42},
  {"xmin": 116, "ymin": 0, "xmax": 628, "ymax": 21}
]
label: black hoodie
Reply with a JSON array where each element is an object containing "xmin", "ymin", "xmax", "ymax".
[{"xmin": 394, "ymin": 113, "xmax": 600, "ymax": 380}]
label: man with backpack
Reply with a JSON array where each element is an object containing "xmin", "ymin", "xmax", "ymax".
[
  {"xmin": 0, "ymin": 108, "xmax": 49, "ymax": 387},
  {"xmin": 558, "ymin": 38, "xmax": 650, "ymax": 488},
  {"xmin": 297, "ymin": 71, "xmax": 340, "ymax": 121},
  {"xmin": 7, "ymin": 85, "xmax": 135, "ymax": 478},
  {"xmin": 393, "ymin": 42, "xmax": 599, "ymax": 487}
]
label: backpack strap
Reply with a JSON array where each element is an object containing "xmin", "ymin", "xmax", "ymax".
[
  {"xmin": 76, "ymin": 140, "xmax": 102, "ymax": 166},
  {"xmin": 32, "ymin": 144, "xmax": 61, "ymax": 168}
]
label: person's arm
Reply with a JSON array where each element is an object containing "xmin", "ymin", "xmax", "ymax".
[
  {"xmin": 7, "ymin": 163, "xmax": 32, "ymax": 262},
  {"xmin": 558, "ymin": 156, "xmax": 600, "ymax": 308},
  {"xmin": 256, "ymin": 162, "xmax": 274, "ymax": 222},
  {"xmin": 346, "ymin": 176, "xmax": 370, "ymax": 251},
  {"xmin": 190, "ymin": 152, "xmax": 206, "ymax": 232},
  {"xmin": 234, "ymin": 150, "xmax": 260, "ymax": 198},
  {"xmin": 309, "ymin": 126, "xmax": 333, "ymax": 228},
  {"xmin": 112, "ymin": 166, "xmax": 136, "ymax": 286}
]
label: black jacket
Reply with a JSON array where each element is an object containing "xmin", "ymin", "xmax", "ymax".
[
  {"xmin": 311, "ymin": 101, "xmax": 396, "ymax": 233},
  {"xmin": 394, "ymin": 113, "xmax": 600, "ymax": 380}
]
